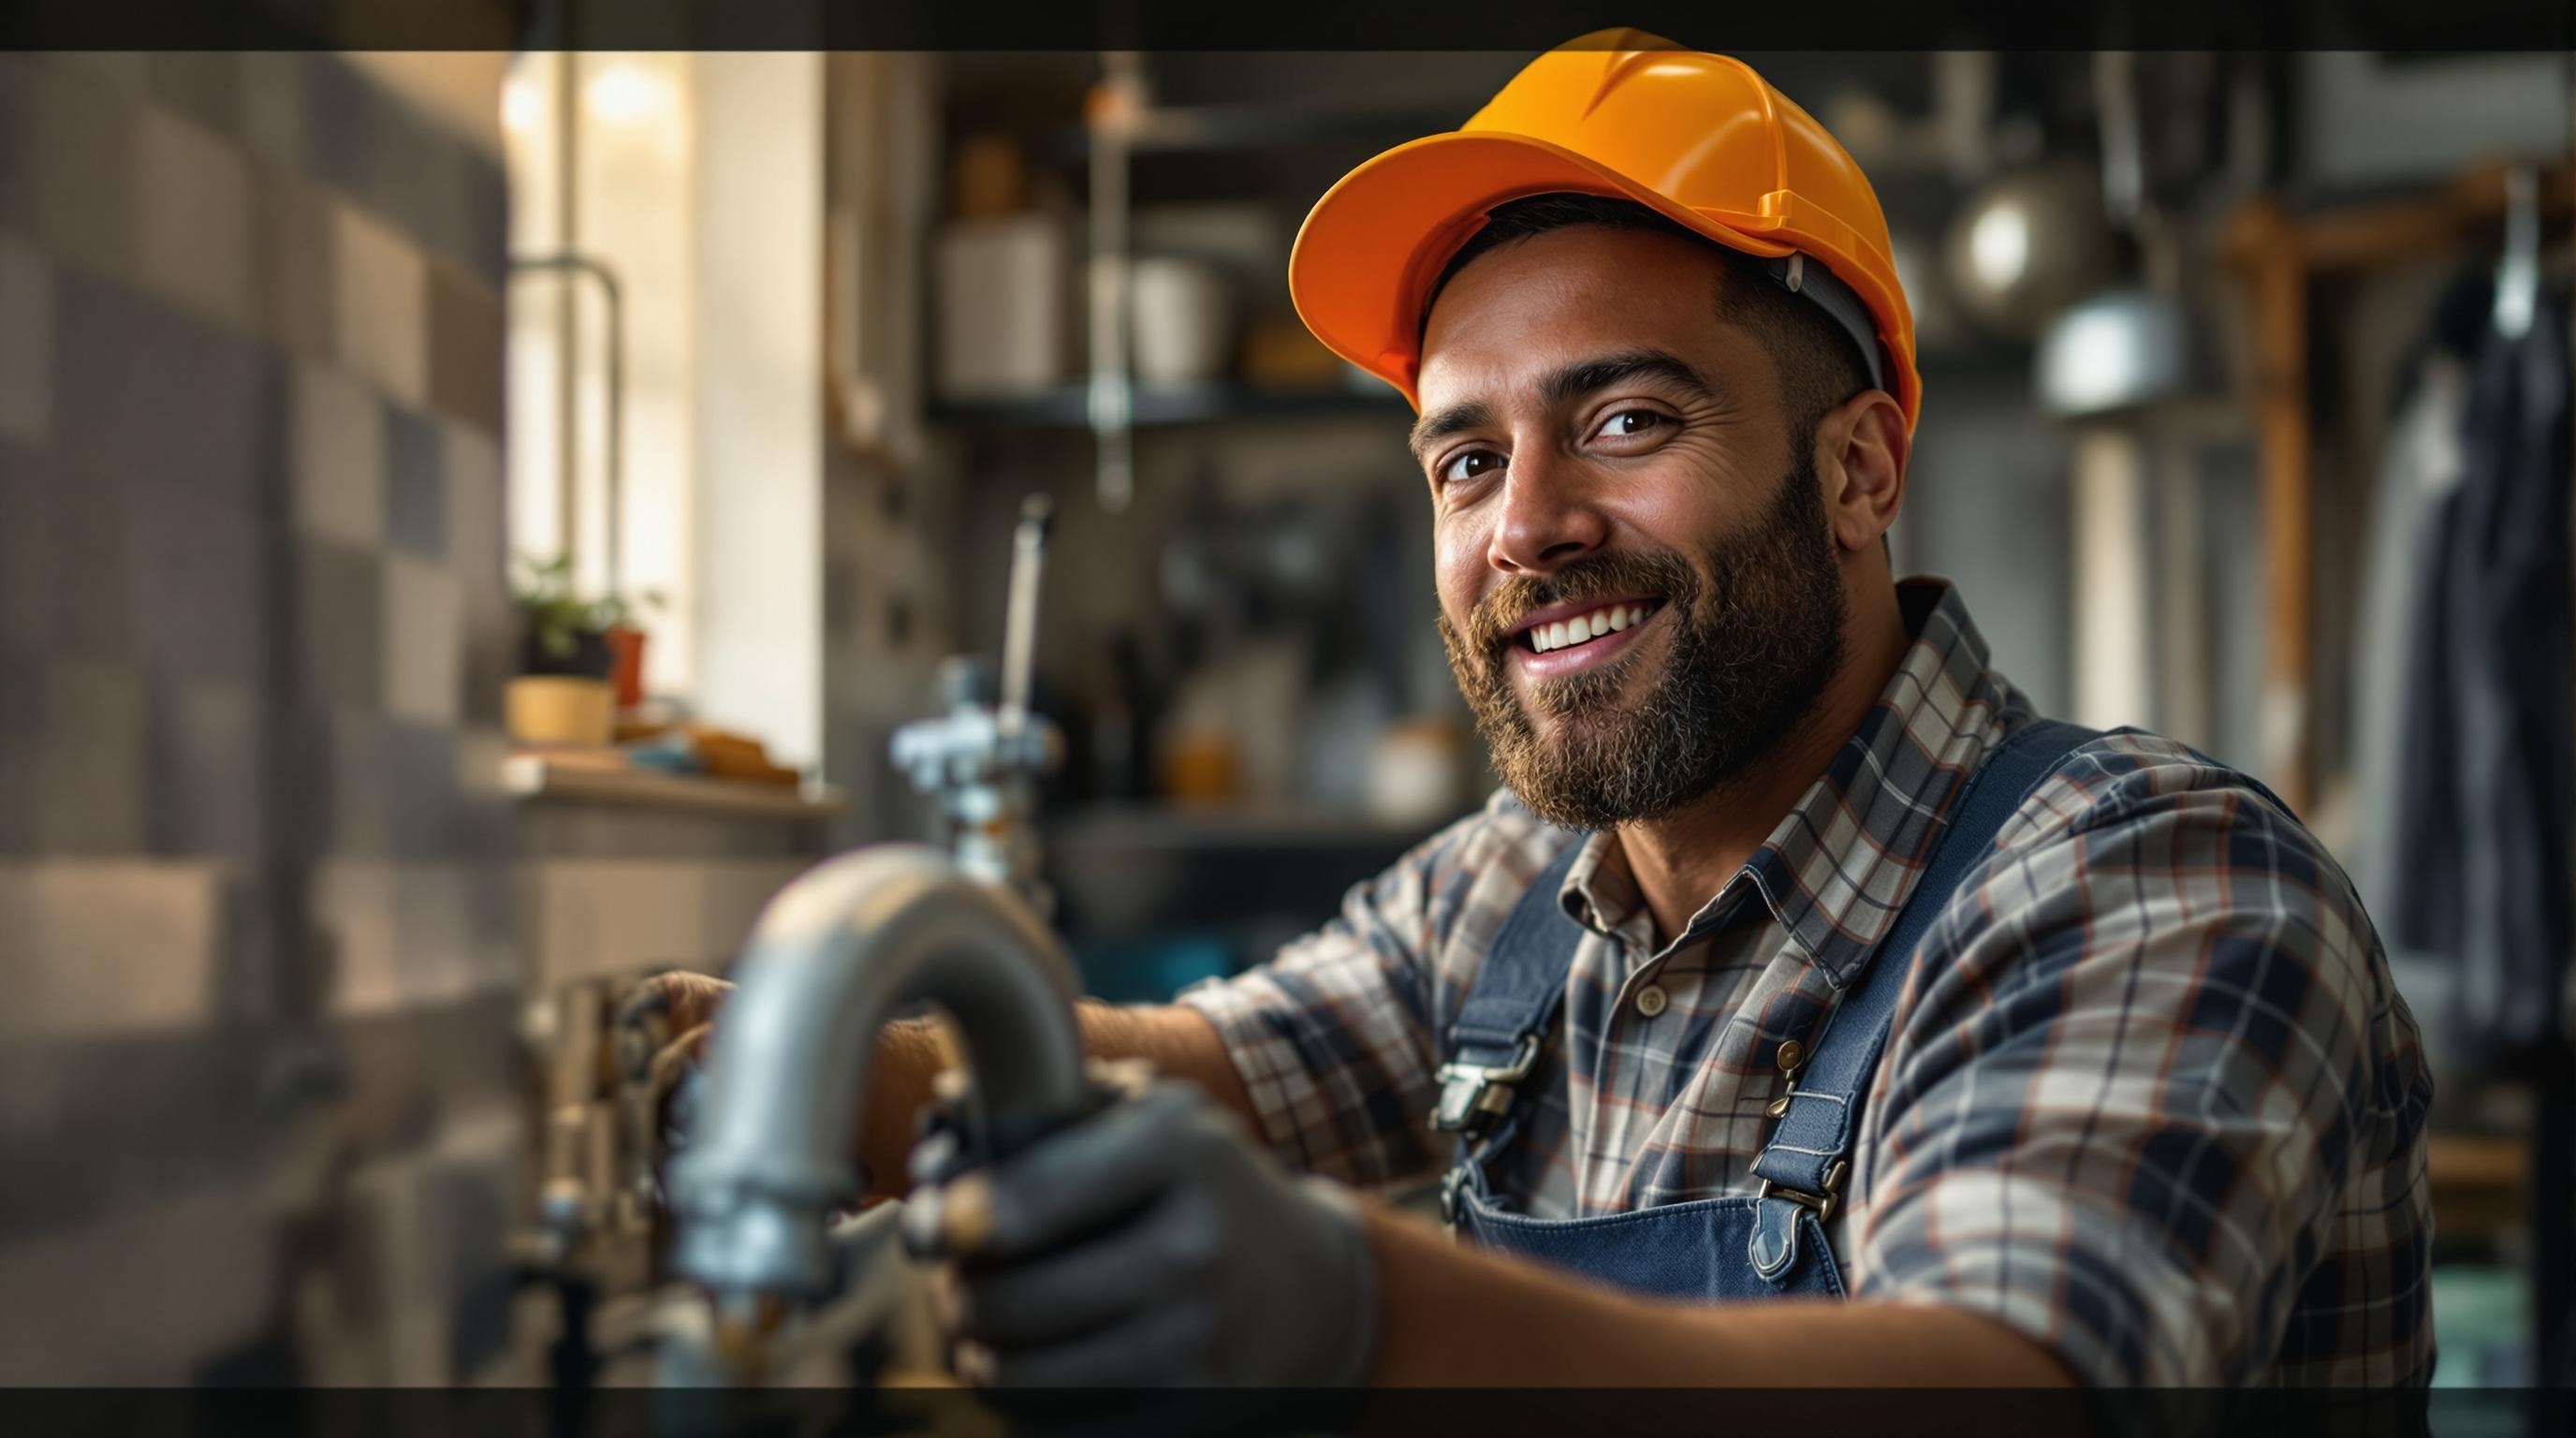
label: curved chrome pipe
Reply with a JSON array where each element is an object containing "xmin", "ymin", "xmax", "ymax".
[{"xmin": 665, "ymin": 844, "xmax": 1091, "ymax": 1302}]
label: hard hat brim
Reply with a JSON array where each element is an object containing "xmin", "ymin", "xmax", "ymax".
[{"xmin": 1289, "ymin": 129, "xmax": 1799, "ymax": 412}]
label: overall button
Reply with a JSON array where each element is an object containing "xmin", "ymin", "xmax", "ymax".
[
  {"xmin": 1634, "ymin": 984, "xmax": 1669, "ymax": 1018},
  {"xmin": 1775, "ymin": 1038, "xmax": 1807, "ymax": 1074}
]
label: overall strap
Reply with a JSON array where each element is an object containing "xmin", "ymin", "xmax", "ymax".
[
  {"xmin": 1430, "ymin": 838, "xmax": 1588, "ymax": 1142},
  {"xmin": 1746, "ymin": 718, "xmax": 2099, "ymax": 1283}
]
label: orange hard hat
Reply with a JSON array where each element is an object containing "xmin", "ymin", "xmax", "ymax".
[{"xmin": 1289, "ymin": 30, "xmax": 1921, "ymax": 431}]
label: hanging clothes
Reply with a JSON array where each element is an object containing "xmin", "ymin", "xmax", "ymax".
[
  {"xmin": 2377, "ymin": 276, "xmax": 2574, "ymax": 1075},
  {"xmin": 2349, "ymin": 273, "xmax": 2482, "ymax": 974}
]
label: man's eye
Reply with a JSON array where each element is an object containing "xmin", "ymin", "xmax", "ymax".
[
  {"xmin": 1595, "ymin": 409, "xmax": 1667, "ymax": 439},
  {"xmin": 1439, "ymin": 450, "xmax": 1503, "ymax": 485}
]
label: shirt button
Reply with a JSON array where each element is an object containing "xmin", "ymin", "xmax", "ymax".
[
  {"xmin": 1776, "ymin": 1038, "xmax": 1807, "ymax": 1074},
  {"xmin": 1634, "ymin": 984, "xmax": 1669, "ymax": 1018}
]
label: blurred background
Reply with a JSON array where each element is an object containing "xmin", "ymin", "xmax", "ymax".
[{"xmin": 0, "ymin": 38, "xmax": 2570, "ymax": 1403}]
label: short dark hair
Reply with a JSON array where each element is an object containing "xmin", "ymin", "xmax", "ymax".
[{"xmin": 1421, "ymin": 193, "xmax": 1873, "ymax": 452}]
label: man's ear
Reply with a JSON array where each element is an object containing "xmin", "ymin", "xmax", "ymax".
[{"xmin": 1816, "ymin": 390, "xmax": 1910, "ymax": 553}]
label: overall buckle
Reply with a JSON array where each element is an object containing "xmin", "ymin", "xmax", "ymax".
[
  {"xmin": 1755, "ymin": 1158, "xmax": 1850, "ymax": 1223},
  {"xmin": 1429, "ymin": 1035, "xmax": 1543, "ymax": 1140}
]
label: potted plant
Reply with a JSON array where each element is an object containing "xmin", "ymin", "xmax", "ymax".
[
  {"xmin": 594, "ymin": 593, "xmax": 661, "ymax": 712},
  {"xmin": 506, "ymin": 555, "xmax": 651, "ymax": 746},
  {"xmin": 515, "ymin": 554, "xmax": 618, "ymax": 681}
]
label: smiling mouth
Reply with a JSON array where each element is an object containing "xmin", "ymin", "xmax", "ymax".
[{"xmin": 1515, "ymin": 598, "xmax": 1663, "ymax": 655}]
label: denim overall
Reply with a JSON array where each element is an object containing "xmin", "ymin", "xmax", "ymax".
[{"xmin": 1434, "ymin": 720, "xmax": 2099, "ymax": 1299}]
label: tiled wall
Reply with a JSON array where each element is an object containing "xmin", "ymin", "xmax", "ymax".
[{"xmin": 0, "ymin": 51, "xmax": 522, "ymax": 1383}]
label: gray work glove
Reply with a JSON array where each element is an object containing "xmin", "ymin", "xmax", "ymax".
[{"xmin": 900, "ymin": 1079, "xmax": 1380, "ymax": 1389}]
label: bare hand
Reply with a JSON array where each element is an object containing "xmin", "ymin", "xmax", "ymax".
[{"xmin": 616, "ymin": 971, "xmax": 734, "ymax": 1140}]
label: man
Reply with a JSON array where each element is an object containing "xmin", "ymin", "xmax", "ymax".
[{"xmin": 644, "ymin": 34, "xmax": 2433, "ymax": 1389}]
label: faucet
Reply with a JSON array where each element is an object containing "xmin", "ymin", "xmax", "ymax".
[
  {"xmin": 662, "ymin": 844, "xmax": 1095, "ymax": 1362},
  {"xmin": 660, "ymin": 494, "xmax": 1090, "ymax": 1381},
  {"xmin": 889, "ymin": 494, "xmax": 1065, "ymax": 915}
]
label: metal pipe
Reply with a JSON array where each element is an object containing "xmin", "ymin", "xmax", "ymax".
[
  {"xmin": 554, "ymin": 51, "xmax": 579, "ymax": 579},
  {"xmin": 997, "ymin": 493, "xmax": 1053, "ymax": 738},
  {"xmin": 1087, "ymin": 53, "xmax": 1141, "ymax": 513},
  {"xmin": 510, "ymin": 252, "xmax": 628, "ymax": 598},
  {"xmin": 664, "ymin": 844, "xmax": 1092, "ymax": 1305}
]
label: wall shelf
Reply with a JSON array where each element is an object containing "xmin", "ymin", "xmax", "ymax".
[{"xmin": 502, "ymin": 754, "xmax": 850, "ymax": 821}]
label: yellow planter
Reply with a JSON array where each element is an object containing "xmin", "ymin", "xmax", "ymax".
[{"xmin": 505, "ymin": 676, "xmax": 615, "ymax": 747}]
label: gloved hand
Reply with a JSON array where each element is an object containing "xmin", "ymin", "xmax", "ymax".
[{"xmin": 900, "ymin": 1079, "xmax": 1380, "ymax": 1388}]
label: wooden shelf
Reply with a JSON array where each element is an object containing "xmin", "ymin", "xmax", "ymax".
[{"xmin": 502, "ymin": 754, "xmax": 850, "ymax": 821}]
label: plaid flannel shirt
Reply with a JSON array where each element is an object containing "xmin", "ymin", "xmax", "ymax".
[{"xmin": 1179, "ymin": 579, "xmax": 2435, "ymax": 1387}]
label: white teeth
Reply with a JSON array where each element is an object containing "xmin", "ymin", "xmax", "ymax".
[{"xmin": 1529, "ymin": 604, "xmax": 1651, "ymax": 654}]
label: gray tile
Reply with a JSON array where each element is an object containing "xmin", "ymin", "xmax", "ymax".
[
  {"xmin": 53, "ymin": 54, "xmax": 151, "ymax": 99},
  {"xmin": 31, "ymin": 657, "xmax": 150, "ymax": 855},
  {"xmin": 147, "ymin": 679, "xmax": 266, "ymax": 862},
  {"xmin": 0, "ymin": 57, "xmax": 30, "ymax": 237},
  {"xmin": 281, "ymin": 702, "xmax": 389, "ymax": 860},
  {"xmin": 442, "ymin": 421, "xmax": 503, "ymax": 591},
  {"xmin": 424, "ymin": 261, "xmax": 502, "ymax": 435},
  {"xmin": 299, "ymin": 53, "xmax": 376, "ymax": 206},
  {"xmin": 383, "ymin": 404, "xmax": 445, "ymax": 561},
  {"xmin": 448, "ymin": 726, "xmax": 514, "ymax": 856},
  {"xmin": 310, "ymin": 859, "xmax": 400, "ymax": 1018},
  {"xmin": 246, "ymin": 161, "xmax": 335, "ymax": 360},
  {"xmin": 291, "ymin": 539, "xmax": 382, "ymax": 709},
  {"xmin": 48, "ymin": 267, "xmax": 155, "ymax": 484},
  {"xmin": 136, "ymin": 107, "xmax": 252, "ymax": 330},
  {"xmin": 382, "ymin": 553, "xmax": 461, "ymax": 726},
  {"xmin": 6, "ymin": 858, "xmax": 234, "ymax": 1038},
  {"xmin": 383, "ymin": 719, "xmax": 458, "ymax": 858},
  {"xmin": 389, "ymin": 864, "xmax": 488, "ymax": 1004},
  {"xmin": 0, "ymin": 647, "xmax": 37, "ymax": 854},
  {"xmin": 17, "ymin": 55, "xmax": 140, "ymax": 285},
  {"xmin": 373, "ymin": 101, "xmax": 471, "ymax": 274},
  {"xmin": 457, "ymin": 154, "xmax": 508, "ymax": 292},
  {"xmin": 445, "ymin": 422, "xmax": 508, "ymax": 726},
  {"xmin": 290, "ymin": 362, "xmax": 384, "ymax": 548},
  {"xmin": 459, "ymin": 582, "xmax": 514, "ymax": 729},
  {"xmin": 425, "ymin": 1117, "xmax": 518, "ymax": 1377},
  {"xmin": 329, "ymin": 702, "xmax": 393, "ymax": 860},
  {"xmin": 145, "ymin": 54, "xmax": 241, "ymax": 139},
  {"xmin": 269, "ymin": 701, "xmax": 331, "ymax": 861},
  {"xmin": 128, "ymin": 487, "xmax": 269, "ymax": 687},
  {"xmin": 235, "ymin": 53, "xmax": 306, "ymax": 173},
  {"xmin": 52, "ymin": 269, "xmax": 281, "ymax": 516},
  {"xmin": 332, "ymin": 202, "xmax": 427, "ymax": 408},
  {"xmin": 0, "ymin": 231, "xmax": 51, "ymax": 444},
  {"xmin": 0, "ymin": 439, "xmax": 135, "ymax": 660}
]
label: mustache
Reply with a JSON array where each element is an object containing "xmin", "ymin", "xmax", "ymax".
[{"xmin": 1461, "ymin": 550, "xmax": 1702, "ymax": 659}]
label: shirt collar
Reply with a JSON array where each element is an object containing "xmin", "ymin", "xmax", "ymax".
[{"xmin": 1560, "ymin": 578, "xmax": 2026, "ymax": 986}]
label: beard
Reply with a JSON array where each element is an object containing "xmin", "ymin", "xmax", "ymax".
[{"xmin": 1437, "ymin": 462, "xmax": 1849, "ymax": 831}]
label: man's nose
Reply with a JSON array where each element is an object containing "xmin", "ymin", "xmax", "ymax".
[{"xmin": 1485, "ymin": 452, "xmax": 1608, "ymax": 576}]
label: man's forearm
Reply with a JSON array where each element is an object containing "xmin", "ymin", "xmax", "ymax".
[
  {"xmin": 858, "ymin": 1001, "xmax": 1251, "ymax": 1196},
  {"xmin": 1358, "ymin": 1204, "xmax": 2078, "ymax": 1388}
]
